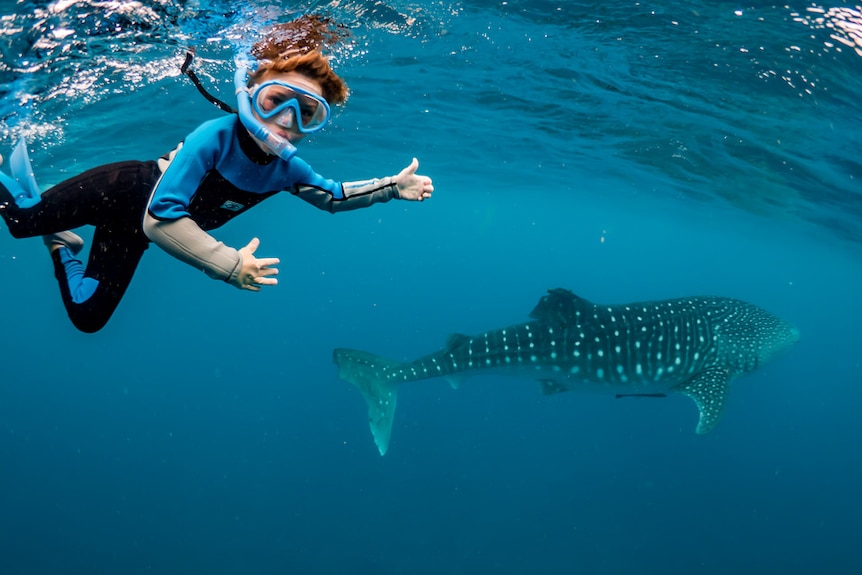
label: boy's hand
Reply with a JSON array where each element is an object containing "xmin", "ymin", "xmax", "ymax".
[
  {"xmin": 237, "ymin": 237, "xmax": 279, "ymax": 291},
  {"xmin": 395, "ymin": 158, "xmax": 434, "ymax": 201}
]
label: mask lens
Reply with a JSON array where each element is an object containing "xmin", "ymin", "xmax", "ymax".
[{"xmin": 253, "ymin": 82, "xmax": 330, "ymax": 132}]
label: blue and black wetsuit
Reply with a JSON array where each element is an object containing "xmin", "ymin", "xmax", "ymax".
[{"xmin": 0, "ymin": 114, "xmax": 401, "ymax": 333}]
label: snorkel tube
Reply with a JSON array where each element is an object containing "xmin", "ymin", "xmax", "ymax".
[{"xmin": 234, "ymin": 64, "xmax": 298, "ymax": 162}]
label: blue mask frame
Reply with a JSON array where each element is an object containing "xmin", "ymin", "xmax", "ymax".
[{"xmin": 251, "ymin": 81, "xmax": 331, "ymax": 134}]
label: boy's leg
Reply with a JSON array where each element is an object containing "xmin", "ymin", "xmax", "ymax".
[
  {"xmin": 51, "ymin": 225, "xmax": 149, "ymax": 333},
  {"xmin": 2, "ymin": 160, "xmax": 159, "ymax": 332},
  {"xmin": 1, "ymin": 160, "xmax": 156, "ymax": 237}
]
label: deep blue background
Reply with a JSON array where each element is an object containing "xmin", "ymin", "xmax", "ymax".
[{"xmin": 1, "ymin": 1, "xmax": 860, "ymax": 573}]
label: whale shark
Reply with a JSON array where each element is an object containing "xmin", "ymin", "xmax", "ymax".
[{"xmin": 334, "ymin": 288, "xmax": 799, "ymax": 455}]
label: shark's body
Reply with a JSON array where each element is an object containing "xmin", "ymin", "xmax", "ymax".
[{"xmin": 334, "ymin": 288, "xmax": 799, "ymax": 455}]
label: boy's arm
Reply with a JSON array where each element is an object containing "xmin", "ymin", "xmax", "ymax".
[
  {"xmin": 143, "ymin": 212, "xmax": 242, "ymax": 285},
  {"xmin": 293, "ymin": 176, "xmax": 400, "ymax": 213},
  {"xmin": 293, "ymin": 158, "xmax": 433, "ymax": 213},
  {"xmin": 143, "ymin": 120, "xmax": 245, "ymax": 286}
]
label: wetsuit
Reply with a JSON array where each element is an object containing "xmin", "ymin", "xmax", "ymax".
[{"xmin": 0, "ymin": 114, "xmax": 401, "ymax": 333}]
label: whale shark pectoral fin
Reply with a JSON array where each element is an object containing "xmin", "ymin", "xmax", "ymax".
[
  {"xmin": 676, "ymin": 367, "xmax": 732, "ymax": 434},
  {"xmin": 446, "ymin": 376, "xmax": 462, "ymax": 390}
]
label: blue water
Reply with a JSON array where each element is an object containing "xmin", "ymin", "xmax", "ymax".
[{"xmin": 1, "ymin": 1, "xmax": 860, "ymax": 573}]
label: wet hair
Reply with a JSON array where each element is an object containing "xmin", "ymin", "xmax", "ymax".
[{"xmin": 249, "ymin": 15, "xmax": 350, "ymax": 104}]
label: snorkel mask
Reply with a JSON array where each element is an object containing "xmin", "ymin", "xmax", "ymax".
[
  {"xmin": 234, "ymin": 63, "xmax": 331, "ymax": 162},
  {"xmin": 252, "ymin": 81, "xmax": 330, "ymax": 133}
]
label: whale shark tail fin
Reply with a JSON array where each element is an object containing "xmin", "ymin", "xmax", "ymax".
[{"xmin": 334, "ymin": 348, "xmax": 402, "ymax": 456}]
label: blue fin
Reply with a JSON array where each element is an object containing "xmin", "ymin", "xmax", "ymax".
[
  {"xmin": 3, "ymin": 140, "xmax": 42, "ymax": 208},
  {"xmin": 10, "ymin": 140, "xmax": 40, "ymax": 197}
]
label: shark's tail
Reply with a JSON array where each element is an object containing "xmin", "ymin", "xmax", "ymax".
[{"xmin": 333, "ymin": 348, "xmax": 403, "ymax": 456}]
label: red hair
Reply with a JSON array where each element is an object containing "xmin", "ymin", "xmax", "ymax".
[{"xmin": 249, "ymin": 15, "xmax": 349, "ymax": 104}]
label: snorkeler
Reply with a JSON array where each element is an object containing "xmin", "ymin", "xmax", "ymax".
[{"xmin": 0, "ymin": 15, "xmax": 433, "ymax": 333}]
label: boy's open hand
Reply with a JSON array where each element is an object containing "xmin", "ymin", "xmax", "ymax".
[{"xmin": 236, "ymin": 237, "xmax": 279, "ymax": 291}]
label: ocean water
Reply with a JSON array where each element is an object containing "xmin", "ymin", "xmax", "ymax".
[{"xmin": 0, "ymin": 1, "xmax": 860, "ymax": 573}]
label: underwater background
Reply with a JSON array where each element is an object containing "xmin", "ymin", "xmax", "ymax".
[{"xmin": 1, "ymin": 1, "xmax": 860, "ymax": 573}]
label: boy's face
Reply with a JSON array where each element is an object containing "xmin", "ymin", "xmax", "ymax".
[{"xmin": 253, "ymin": 71, "xmax": 326, "ymax": 144}]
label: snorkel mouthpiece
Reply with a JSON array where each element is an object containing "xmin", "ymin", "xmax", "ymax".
[{"xmin": 234, "ymin": 66, "xmax": 297, "ymax": 161}]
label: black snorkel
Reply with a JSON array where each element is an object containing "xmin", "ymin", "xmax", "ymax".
[{"xmin": 180, "ymin": 48, "xmax": 236, "ymax": 114}]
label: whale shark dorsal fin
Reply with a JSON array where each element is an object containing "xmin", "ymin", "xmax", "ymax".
[
  {"xmin": 445, "ymin": 333, "xmax": 471, "ymax": 352},
  {"xmin": 677, "ymin": 367, "xmax": 732, "ymax": 434},
  {"xmin": 529, "ymin": 288, "xmax": 591, "ymax": 325}
]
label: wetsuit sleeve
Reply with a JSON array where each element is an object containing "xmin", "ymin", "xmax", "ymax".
[
  {"xmin": 148, "ymin": 122, "xmax": 223, "ymax": 220},
  {"xmin": 144, "ymin": 120, "xmax": 244, "ymax": 285},
  {"xmin": 143, "ymin": 212, "xmax": 243, "ymax": 285},
  {"xmin": 292, "ymin": 176, "xmax": 400, "ymax": 212}
]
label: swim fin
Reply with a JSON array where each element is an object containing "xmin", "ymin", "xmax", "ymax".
[{"xmin": 9, "ymin": 139, "xmax": 41, "ymax": 207}]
